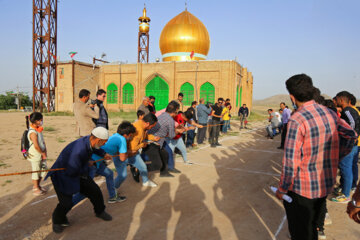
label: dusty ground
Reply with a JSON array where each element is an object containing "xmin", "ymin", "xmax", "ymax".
[{"xmin": 0, "ymin": 112, "xmax": 360, "ymax": 240}]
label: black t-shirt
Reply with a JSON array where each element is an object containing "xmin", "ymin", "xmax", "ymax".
[
  {"xmin": 212, "ymin": 104, "xmax": 223, "ymax": 121},
  {"xmin": 341, "ymin": 106, "xmax": 360, "ymax": 135}
]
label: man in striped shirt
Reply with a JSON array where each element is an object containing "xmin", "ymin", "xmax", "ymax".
[{"xmin": 275, "ymin": 74, "xmax": 357, "ymax": 240}]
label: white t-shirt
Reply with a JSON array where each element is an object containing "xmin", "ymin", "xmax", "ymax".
[{"xmin": 275, "ymin": 112, "xmax": 282, "ymax": 123}]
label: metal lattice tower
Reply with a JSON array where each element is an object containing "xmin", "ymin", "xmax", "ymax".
[
  {"xmin": 33, "ymin": 0, "xmax": 57, "ymax": 112},
  {"xmin": 138, "ymin": 6, "xmax": 150, "ymax": 63}
]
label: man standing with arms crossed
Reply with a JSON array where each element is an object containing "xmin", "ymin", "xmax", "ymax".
[
  {"xmin": 197, "ymin": 98, "xmax": 212, "ymax": 144},
  {"xmin": 93, "ymin": 89, "xmax": 108, "ymax": 129},
  {"xmin": 278, "ymin": 102, "xmax": 291, "ymax": 149},
  {"xmin": 210, "ymin": 98, "xmax": 224, "ymax": 148}
]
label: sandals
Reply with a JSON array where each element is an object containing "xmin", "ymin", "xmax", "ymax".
[{"xmin": 32, "ymin": 188, "xmax": 46, "ymax": 196}]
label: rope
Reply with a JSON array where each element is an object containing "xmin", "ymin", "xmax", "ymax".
[
  {"xmin": 0, "ymin": 123, "xmax": 235, "ymax": 177},
  {"xmin": 0, "ymin": 154, "xmax": 121, "ymax": 177}
]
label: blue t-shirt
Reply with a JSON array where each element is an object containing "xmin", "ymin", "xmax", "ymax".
[{"xmin": 92, "ymin": 133, "xmax": 127, "ymax": 166}]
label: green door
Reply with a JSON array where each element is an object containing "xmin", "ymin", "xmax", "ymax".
[
  {"xmin": 200, "ymin": 82, "xmax": 215, "ymax": 104},
  {"xmin": 122, "ymin": 83, "xmax": 134, "ymax": 104},
  {"xmin": 240, "ymin": 86, "xmax": 243, "ymax": 106},
  {"xmin": 236, "ymin": 85, "xmax": 239, "ymax": 107},
  {"xmin": 107, "ymin": 83, "xmax": 118, "ymax": 104},
  {"xmin": 146, "ymin": 76, "xmax": 169, "ymax": 111},
  {"xmin": 180, "ymin": 82, "xmax": 194, "ymax": 106}
]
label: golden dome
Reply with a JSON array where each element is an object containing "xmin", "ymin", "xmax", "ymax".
[{"xmin": 159, "ymin": 10, "xmax": 210, "ymax": 61}]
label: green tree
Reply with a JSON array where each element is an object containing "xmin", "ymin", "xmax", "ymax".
[{"xmin": 0, "ymin": 92, "xmax": 32, "ymax": 110}]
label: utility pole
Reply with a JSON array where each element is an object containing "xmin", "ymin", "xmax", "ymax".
[{"xmin": 16, "ymin": 86, "xmax": 20, "ymax": 110}]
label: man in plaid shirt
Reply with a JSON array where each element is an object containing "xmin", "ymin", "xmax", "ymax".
[{"xmin": 275, "ymin": 74, "xmax": 357, "ymax": 240}]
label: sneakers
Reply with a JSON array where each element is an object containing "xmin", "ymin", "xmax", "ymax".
[
  {"xmin": 160, "ymin": 172, "xmax": 175, "ymax": 178},
  {"xmin": 210, "ymin": 144, "xmax": 216, "ymax": 148},
  {"xmin": 331, "ymin": 194, "xmax": 350, "ymax": 203},
  {"xmin": 130, "ymin": 166, "xmax": 140, "ymax": 183},
  {"xmin": 96, "ymin": 211, "xmax": 112, "ymax": 221},
  {"xmin": 108, "ymin": 195, "xmax": 127, "ymax": 204},
  {"xmin": 142, "ymin": 180, "xmax": 157, "ymax": 187},
  {"xmin": 169, "ymin": 168, "xmax": 181, "ymax": 173},
  {"xmin": 215, "ymin": 142, "xmax": 222, "ymax": 146},
  {"xmin": 184, "ymin": 161, "xmax": 193, "ymax": 165},
  {"xmin": 324, "ymin": 212, "xmax": 332, "ymax": 226},
  {"xmin": 318, "ymin": 230, "xmax": 326, "ymax": 239},
  {"xmin": 332, "ymin": 186, "xmax": 342, "ymax": 196},
  {"xmin": 53, "ymin": 224, "xmax": 64, "ymax": 234},
  {"xmin": 61, "ymin": 217, "xmax": 70, "ymax": 227}
]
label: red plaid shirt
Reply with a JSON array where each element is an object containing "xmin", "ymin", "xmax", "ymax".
[{"xmin": 278, "ymin": 100, "xmax": 357, "ymax": 199}]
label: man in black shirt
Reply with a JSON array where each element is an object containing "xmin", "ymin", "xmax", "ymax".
[
  {"xmin": 238, "ymin": 104, "xmax": 249, "ymax": 129},
  {"xmin": 148, "ymin": 96, "xmax": 156, "ymax": 114},
  {"xmin": 93, "ymin": 89, "xmax": 109, "ymax": 129},
  {"xmin": 210, "ymin": 98, "xmax": 224, "ymax": 148},
  {"xmin": 332, "ymin": 91, "xmax": 360, "ymax": 203}
]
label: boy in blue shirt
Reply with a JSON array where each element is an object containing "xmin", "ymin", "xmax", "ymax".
[{"xmin": 72, "ymin": 121, "xmax": 136, "ymax": 205}]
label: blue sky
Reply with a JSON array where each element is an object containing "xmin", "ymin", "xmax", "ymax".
[{"xmin": 0, "ymin": 0, "xmax": 359, "ymax": 100}]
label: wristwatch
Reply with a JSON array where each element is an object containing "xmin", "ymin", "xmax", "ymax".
[{"xmin": 352, "ymin": 199, "xmax": 360, "ymax": 208}]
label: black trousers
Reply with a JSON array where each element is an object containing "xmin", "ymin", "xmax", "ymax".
[
  {"xmin": 142, "ymin": 143, "xmax": 169, "ymax": 174},
  {"xmin": 52, "ymin": 176, "xmax": 105, "ymax": 224},
  {"xmin": 315, "ymin": 199, "xmax": 327, "ymax": 231},
  {"xmin": 197, "ymin": 124, "xmax": 207, "ymax": 144},
  {"xmin": 280, "ymin": 123, "xmax": 288, "ymax": 147},
  {"xmin": 209, "ymin": 120, "xmax": 221, "ymax": 144},
  {"xmin": 284, "ymin": 191, "xmax": 326, "ymax": 240}
]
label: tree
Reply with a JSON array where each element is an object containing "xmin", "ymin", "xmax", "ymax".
[{"xmin": 0, "ymin": 92, "xmax": 32, "ymax": 110}]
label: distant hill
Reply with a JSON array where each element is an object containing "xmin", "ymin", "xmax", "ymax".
[
  {"xmin": 253, "ymin": 94, "xmax": 291, "ymax": 107},
  {"xmin": 254, "ymin": 93, "xmax": 334, "ymax": 107}
]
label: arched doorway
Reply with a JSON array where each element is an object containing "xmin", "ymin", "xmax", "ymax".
[
  {"xmin": 122, "ymin": 83, "xmax": 134, "ymax": 104},
  {"xmin": 145, "ymin": 76, "xmax": 169, "ymax": 111},
  {"xmin": 180, "ymin": 82, "xmax": 194, "ymax": 106},
  {"xmin": 200, "ymin": 82, "xmax": 215, "ymax": 104},
  {"xmin": 107, "ymin": 83, "xmax": 118, "ymax": 104}
]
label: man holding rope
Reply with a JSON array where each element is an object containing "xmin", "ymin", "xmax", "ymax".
[{"xmin": 45, "ymin": 127, "xmax": 112, "ymax": 233}]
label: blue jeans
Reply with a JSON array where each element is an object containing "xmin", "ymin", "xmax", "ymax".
[
  {"xmin": 186, "ymin": 130, "xmax": 195, "ymax": 147},
  {"xmin": 352, "ymin": 146, "xmax": 359, "ymax": 188},
  {"xmin": 339, "ymin": 146, "xmax": 359, "ymax": 197},
  {"xmin": 223, "ymin": 120, "xmax": 230, "ymax": 133},
  {"xmin": 164, "ymin": 141, "xmax": 174, "ymax": 170},
  {"xmin": 72, "ymin": 161, "xmax": 115, "ymax": 206},
  {"xmin": 166, "ymin": 138, "xmax": 188, "ymax": 163},
  {"xmin": 113, "ymin": 154, "xmax": 149, "ymax": 187}
]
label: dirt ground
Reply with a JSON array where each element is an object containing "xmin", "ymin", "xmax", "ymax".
[{"xmin": 1, "ymin": 112, "xmax": 360, "ymax": 240}]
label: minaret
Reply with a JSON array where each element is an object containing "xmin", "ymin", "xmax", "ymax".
[{"xmin": 138, "ymin": 5, "xmax": 150, "ymax": 63}]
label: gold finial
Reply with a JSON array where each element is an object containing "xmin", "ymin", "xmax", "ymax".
[
  {"xmin": 139, "ymin": 3, "xmax": 150, "ymax": 33},
  {"xmin": 143, "ymin": 3, "xmax": 147, "ymax": 18}
]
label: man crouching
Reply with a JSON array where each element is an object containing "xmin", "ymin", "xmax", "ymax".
[{"xmin": 45, "ymin": 127, "xmax": 112, "ymax": 233}]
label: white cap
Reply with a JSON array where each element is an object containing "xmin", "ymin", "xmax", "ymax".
[{"xmin": 91, "ymin": 127, "xmax": 109, "ymax": 140}]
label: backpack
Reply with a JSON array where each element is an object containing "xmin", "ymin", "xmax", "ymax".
[{"xmin": 21, "ymin": 129, "xmax": 32, "ymax": 159}]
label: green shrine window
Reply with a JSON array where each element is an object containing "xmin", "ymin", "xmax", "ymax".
[
  {"xmin": 240, "ymin": 86, "xmax": 243, "ymax": 106},
  {"xmin": 236, "ymin": 85, "xmax": 239, "ymax": 107},
  {"xmin": 122, "ymin": 83, "xmax": 134, "ymax": 104},
  {"xmin": 200, "ymin": 82, "xmax": 215, "ymax": 104},
  {"xmin": 107, "ymin": 83, "xmax": 118, "ymax": 104},
  {"xmin": 180, "ymin": 82, "xmax": 194, "ymax": 106},
  {"xmin": 146, "ymin": 76, "xmax": 169, "ymax": 111}
]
